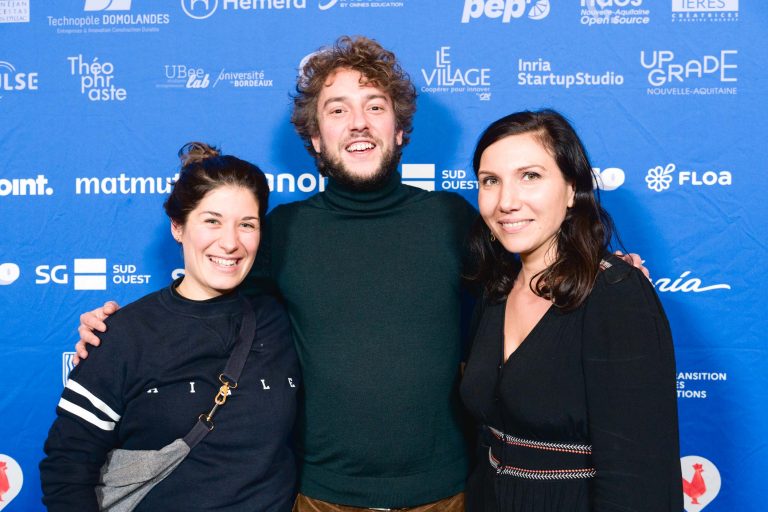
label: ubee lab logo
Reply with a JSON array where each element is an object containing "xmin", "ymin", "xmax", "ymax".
[{"xmin": 67, "ymin": 55, "xmax": 127, "ymax": 101}]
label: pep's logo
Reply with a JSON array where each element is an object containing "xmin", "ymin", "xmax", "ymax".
[
  {"xmin": 461, "ymin": 0, "xmax": 550, "ymax": 23},
  {"xmin": 0, "ymin": 455, "xmax": 23, "ymax": 510},
  {"xmin": 681, "ymin": 455, "xmax": 721, "ymax": 511}
]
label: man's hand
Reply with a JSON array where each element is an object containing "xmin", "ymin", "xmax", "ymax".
[
  {"xmin": 73, "ymin": 301, "xmax": 120, "ymax": 365},
  {"xmin": 614, "ymin": 251, "xmax": 649, "ymax": 279}
]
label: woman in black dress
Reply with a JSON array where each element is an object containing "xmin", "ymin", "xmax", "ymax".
[{"xmin": 460, "ymin": 110, "xmax": 682, "ymax": 512}]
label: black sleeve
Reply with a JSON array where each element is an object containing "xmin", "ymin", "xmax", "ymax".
[
  {"xmin": 582, "ymin": 264, "xmax": 683, "ymax": 512},
  {"xmin": 39, "ymin": 328, "xmax": 127, "ymax": 511}
]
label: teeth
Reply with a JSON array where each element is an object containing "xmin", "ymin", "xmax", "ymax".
[
  {"xmin": 502, "ymin": 221, "xmax": 529, "ymax": 228},
  {"xmin": 210, "ymin": 257, "xmax": 236, "ymax": 267},
  {"xmin": 346, "ymin": 142, "xmax": 374, "ymax": 152}
]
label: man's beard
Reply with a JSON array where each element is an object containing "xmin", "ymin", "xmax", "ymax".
[{"xmin": 317, "ymin": 141, "xmax": 401, "ymax": 192}]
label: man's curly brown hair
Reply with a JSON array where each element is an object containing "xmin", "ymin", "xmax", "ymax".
[{"xmin": 291, "ymin": 35, "xmax": 417, "ymax": 158}]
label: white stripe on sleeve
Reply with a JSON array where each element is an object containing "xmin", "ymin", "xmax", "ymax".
[
  {"xmin": 65, "ymin": 379, "xmax": 121, "ymax": 421},
  {"xmin": 58, "ymin": 398, "xmax": 117, "ymax": 431}
]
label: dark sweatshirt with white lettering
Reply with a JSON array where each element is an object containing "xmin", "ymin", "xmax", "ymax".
[
  {"xmin": 40, "ymin": 283, "xmax": 299, "ymax": 512},
  {"xmin": 244, "ymin": 171, "xmax": 478, "ymax": 507}
]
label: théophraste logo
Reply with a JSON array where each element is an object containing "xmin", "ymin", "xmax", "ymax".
[
  {"xmin": 461, "ymin": 0, "xmax": 549, "ymax": 23},
  {"xmin": 641, "ymin": 49, "xmax": 737, "ymax": 96},
  {"xmin": 67, "ymin": 55, "xmax": 127, "ymax": 101}
]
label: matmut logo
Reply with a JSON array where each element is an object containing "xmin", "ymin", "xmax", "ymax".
[
  {"xmin": 0, "ymin": 454, "xmax": 23, "ymax": 510},
  {"xmin": 681, "ymin": 455, "xmax": 721, "ymax": 511}
]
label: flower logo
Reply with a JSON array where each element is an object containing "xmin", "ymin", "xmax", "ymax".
[{"xmin": 646, "ymin": 163, "xmax": 675, "ymax": 192}]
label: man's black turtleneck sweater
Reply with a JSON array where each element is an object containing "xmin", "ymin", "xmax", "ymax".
[{"xmin": 244, "ymin": 171, "xmax": 478, "ymax": 508}]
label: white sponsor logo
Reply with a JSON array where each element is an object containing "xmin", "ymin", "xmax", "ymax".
[
  {"xmin": 0, "ymin": 175, "xmax": 53, "ymax": 196},
  {"xmin": 420, "ymin": 47, "xmax": 491, "ymax": 100},
  {"xmin": 62, "ymin": 352, "xmax": 77, "ymax": 386},
  {"xmin": 67, "ymin": 55, "xmax": 127, "ymax": 101},
  {"xmin": 158, "ymin": 64, "xmax": 211, "ymax": 89},
  {"xmin": 592, "ymin": 167, "xmax": 624, "ymax": 191},
  {"xmin": 75, "ymin": 173, "xmax": 179, "ymax": 194},
  {"xmin": 0, "ymin": 0, "xmax": 30, "ymax": 23},
  {"xmin": 265, "ymin": 172, "xmax": 326, "ymax": 194},
  {"xmin": 183, "ymin": 0, "xmax": 305, "ymax": 18},
  {"xmin": 517, "ymin": 58, "xmax": 624, "ymax": 88},
  {"xmin": 580, "ymin": 0, "xmax": 650, "ymax": 26},
  {"xmin": 641, "ymin": 50, "xmax": 737, "ymax": 95},
  {"xmin": 402, "ymin": 164, "xmax": 435, "ymax": 191},
  {"xmin": 0, "ymin": 263, "xmax": 20, "ymax": 285},
  {"xmin": 681, "ymin": 455, "xmax": 721, "ymax": 510},
  {"xmin": 84, "ymin": 0, "xmax": 131, "ymax": 11},
  {"xmin": 317, "ymin": 0, "xmax": 404, "ymax": 9},
  {"xmin": 645, "ymin": 163, "xmax": 731, "ymax": 192},
  {"xmin": 213, "ymin": 68, "xmax": 273, "ymax": 88},
  {"xmin": 461, "ymin": 0, "xmax": 550, "ymax": 23},
  {"xmin": 672, "ymin": 0, "xmax": 738, "ymax": 23},
  {"xmin": 676, "ymin": 371, "xmax": 727, "ymax": 399},
  {"xmin": 181, "ymin": 0, "xmax": 218, "ymax": 19},
  {"xmin": 0, "ymin": 61, "xmax": 39, "ymax": 98},
  {"xmin": 35, "ymin": 259, "xmax": 151, "ymax": 290},
  {"xmin": 0, "ymin": 454, "xmax": 23, "ymax": 510},
  {"xmin": 654, "ymin": 271, "xmax": 730, "ymax": 293}
]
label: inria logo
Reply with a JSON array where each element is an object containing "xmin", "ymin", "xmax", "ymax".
[
  {"xmin": 181, "ymin": 0, "xmax": 219, "ymax": 19},
  {"xmin": 461, "ymin": 0, "xmax": 550, "ymax": 23},
  {"xmin": 402, "ymin": 164, "xmax": 435, "ymax": 191},
  {"xmin": 681, "ymin": 455, "xmax": 721, "ymax": 511},
  {"xmin": 84, "ymin": 0, "xmax": 131, "ymax": 11},
  {"xmin": 0, "ymin": 263, "xmax": 20, "ymax": 285}
]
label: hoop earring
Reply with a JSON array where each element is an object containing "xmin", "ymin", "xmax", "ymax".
[{"xmin": 490, "ymin": 233, "xmax": 496, "ymax": 242}]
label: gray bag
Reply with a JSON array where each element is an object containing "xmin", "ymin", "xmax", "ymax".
[{"xmin": 95, "ymin": 298, "xmax": 256, "ymax": 511}]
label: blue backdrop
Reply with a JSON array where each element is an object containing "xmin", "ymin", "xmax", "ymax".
[{"xmin": 1, "ymin": 1, "xmax": 765, "ymax": 510}]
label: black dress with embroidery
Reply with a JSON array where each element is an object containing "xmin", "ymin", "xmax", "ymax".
[{"xmin": 460, "ymin": 257, "xmax": 683, "ymax": 512}]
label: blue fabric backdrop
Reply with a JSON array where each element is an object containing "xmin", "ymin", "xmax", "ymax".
[{"xmin": 1, "ymin": 1, "xmax": 765, "ymax": 510}]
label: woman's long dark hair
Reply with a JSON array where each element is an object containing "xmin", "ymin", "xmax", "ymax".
[{"xmin": 465, "ymin": 110, "xmax": 618, "ymax": 310}]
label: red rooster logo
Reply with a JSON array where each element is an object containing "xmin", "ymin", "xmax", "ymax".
[
  {"xmin": 0, "ymin": 461, "xmax": 10, "ymax": 502},
  {"xmin": 683, "ymin": 462, "xmax": 707, "ymax": 504}
]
